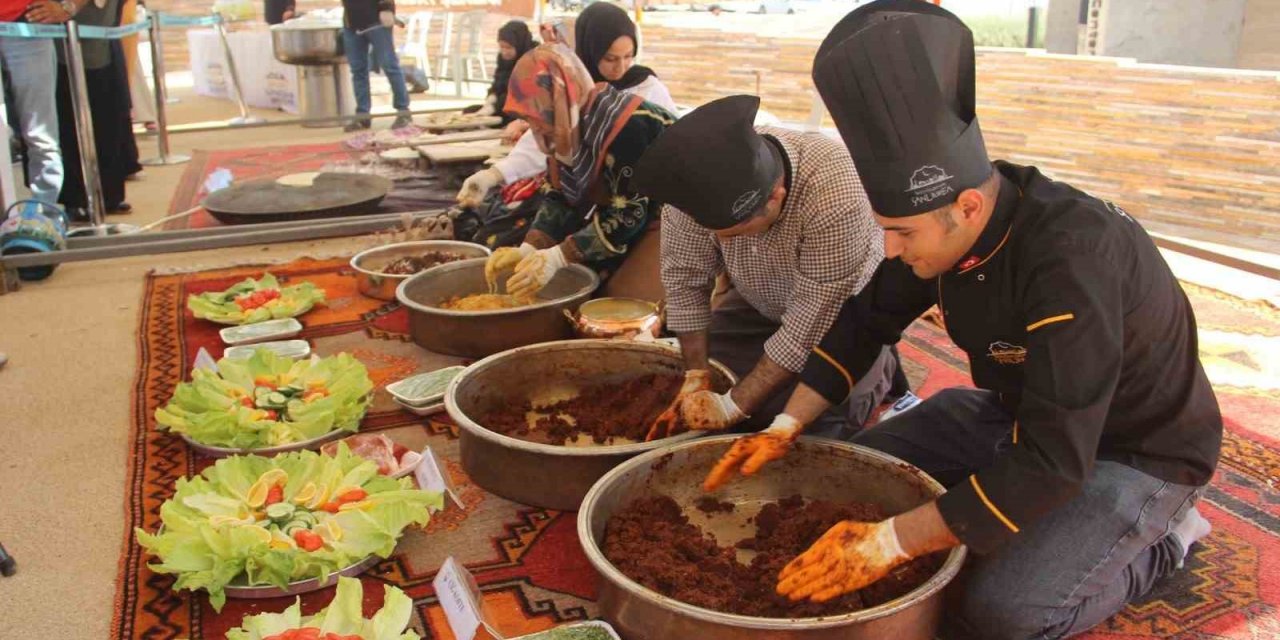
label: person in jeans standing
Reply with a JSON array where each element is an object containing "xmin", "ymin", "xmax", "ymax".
[
  {"xmin": 1, "ymin": 0, "xmax": 79, "ymax": 205},
  {"xmin": 341, "ymin": 0, "xmax": 411, "ymax": 131}
]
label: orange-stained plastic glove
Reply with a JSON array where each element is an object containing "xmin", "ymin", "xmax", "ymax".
[
  {"xmin": 484, "ymin": 243, "xmax": 534, "ymax": 292},
  {"xmin": 645, "ymin": 369, "xmax": 712, "ymax": 441},
  {"xmin": 507, "ymin": 245, "xmax": 567, "ymax": 299},
  {"xmin": 776, "ymin": 518, "xmax": 910, "ymax": 603},
  {"xmin": 701, "ymin": 414, "xmax": 802, "ymax": 491},
  {"xmin": 680, "ymin": 389, "xmax": 748, "ymax": 432}
]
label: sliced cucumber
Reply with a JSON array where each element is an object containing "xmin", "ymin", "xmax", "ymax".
[{"xmin": 265, "ymin": 502, "xmax": 296, "ymax": 522}]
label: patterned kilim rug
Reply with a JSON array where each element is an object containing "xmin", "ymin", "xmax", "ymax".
[
  {"xmin": 111, "ymin": 258, "xmax": 1280, "ymax": 639},
  {"xmin": 163, "ymin": 143, "xmax": 459, "ymax": 230}
]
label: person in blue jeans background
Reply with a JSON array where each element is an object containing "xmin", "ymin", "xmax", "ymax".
[
  {"xmin": 341, "ymin": 0, "xmax": 411, "ymax": 131},
  {"xmin": 0, "ymin": 0, "xmax": 75, "ymax": 205}
]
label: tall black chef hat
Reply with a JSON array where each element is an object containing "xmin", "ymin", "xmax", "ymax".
[
  {"xmin": 812, "ymin": 0, "xmax": 991, "ymax": 217},
  {"xmin": 633, "ymin": 95, "xmax": 782, "ymax": 230}
]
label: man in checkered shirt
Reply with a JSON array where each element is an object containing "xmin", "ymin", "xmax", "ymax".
[{"xmin": 634, "ymin": 95, "xmax": 906, "ymax": 440}]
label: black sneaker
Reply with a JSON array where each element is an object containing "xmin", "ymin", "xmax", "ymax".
[
  {"xmin": 391, "ymin": 113, "xmax": 415, "ymax": 130},
  {"xmin": 343, "ymin": 117, "xmax": 372, "ymax": 133}
]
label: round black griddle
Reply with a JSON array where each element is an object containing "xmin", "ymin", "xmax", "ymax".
[{"xmin": 201, "ymin": 172, "xmax": 395, "ymax": 225}]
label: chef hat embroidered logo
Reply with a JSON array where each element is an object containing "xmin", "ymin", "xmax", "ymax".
[
  {"xmin": 631, "ymin": 95, "xmax": 782, "ymax": 230},
  {"xmin": 905, "ymin": 165, "xmax": 956, "ymax": 208},
  {"xmin": 731, "ymin": 189, "xmax": 763, "ymax": 220}
]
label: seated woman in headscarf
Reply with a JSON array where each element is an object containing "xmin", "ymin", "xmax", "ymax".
[
  {"xmin": 483, "ymin": 43, "xmax": 675, "ymax": 303},
  {"xmin": 464, "ymin": 20, "xmax": 536, "ymax": 125},
  {"xmin": 456, "ymin": 2, "xmax": 677, "ymax": 208}
]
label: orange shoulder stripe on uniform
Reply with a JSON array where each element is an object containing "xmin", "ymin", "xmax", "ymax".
[
  {"xmin": 1026, "ymin": 313, "xmax": 1075, "ymax": 333},
  {"xmin": 969, "ymin": 475, "xmax": 1021, "ymax": 533}
]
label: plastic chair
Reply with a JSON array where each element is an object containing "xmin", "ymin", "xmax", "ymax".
[
  {"xmin": 400, "ymin": 11, "xmax": 433, "ymax": 75},
  {"xmin": 398, "ymin": 11, "xmax": 433, "ymax": 91},
  {"xmin": 438, "ymin": 10, "xmax": 488, "ymax": 96}
]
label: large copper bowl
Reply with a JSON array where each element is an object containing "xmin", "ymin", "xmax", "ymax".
[
  {"xmin": 578, "ymin": 435, "xmax": 967, "ymax": 639},
  {"xmin": 396, "ymin": 258, "xmax": 598, "ymax": 358},
  {"xmin": 444, "ymin": 340, "xmax": 738, "ymax": 510}
]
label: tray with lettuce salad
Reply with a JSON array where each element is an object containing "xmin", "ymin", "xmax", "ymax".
[
  {"xmin": 226, "ymin": 577, "xmax": 419, "ymax": 640},
  {"xmin": 136, "ymin": 446, "xmax": 443, "ymax": 611},
  {"xmin": 189, "ymin": 272, "xmax": 326, "ymax": 325},
  {"xmin": 156, "ymin": 349, "xmax": 373, "ymax": 455}
]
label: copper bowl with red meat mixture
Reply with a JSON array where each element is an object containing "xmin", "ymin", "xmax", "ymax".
[
  {"xmin": 577, "ymin": 435, "xmax": 967, "ymax": 639},
  {"xmin": 444, "ymin": 340, "xmax": 739, "ymax": 510},
  {"xmin": 350, "ymin": 240, "xmax": 491, "ymax": 301}
]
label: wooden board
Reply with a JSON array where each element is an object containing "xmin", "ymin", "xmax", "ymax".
[
  {"xmin": 420, "ymin": 115, "xmax": 503, "ymax": 132},
  {"xmin": 417, "ymin": 143, "xmax": 510, "ymax": 166},
  {"xmin": 408, "ymin": 129, "xmax": 507, "ymax": 147}
]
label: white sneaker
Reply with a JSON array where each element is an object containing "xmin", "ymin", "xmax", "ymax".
[{"xmin": 878, "ymin": 391, "xmax": 922, "ymax": 423}]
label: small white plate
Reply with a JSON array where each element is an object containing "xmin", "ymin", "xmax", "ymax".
[
  {"xmin": 220, "ymin": 318, "xmax": 303, "ymax": 346},
  {"xmin": 393, "ymin": 396, "xmax": 445, "ymax": 416},
  {"xmin": 223, "ymin": 339, "xmax": 311, "ymax": 361},
  {"xmin": 508, "ymin": 621, "xmax": 621, "ymax": 640},
  {"xmin": 386, "ymin": 366, "xmax": 465, "ymax": 407}
]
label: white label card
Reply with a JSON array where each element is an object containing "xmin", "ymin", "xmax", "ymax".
[
  {"xmin": 192, "ymin": 347, "xmax": 219, "ymax": 375},
  {"xmin": 433, "ymin": 556, "xmax": 502, "ymax": 640},
  {"xmin": 415, "ymin": 446, "xmax": 463, "ymax": 510}
]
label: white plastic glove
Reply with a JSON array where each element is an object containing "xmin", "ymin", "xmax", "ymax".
[
  {"xmin": 379, "ymin": 10, "xmax": 395, "ymax": 28},
  {"xmin": 476, "ymin": 95, "xmax": 497, "ymax": 117},
  {"xmin": 680, "ymin": 388, "xmax": 748, "ymax": 432},
  {"xmin": 507, "ymin": 245, "xmax": 567, "ymax": 299},
  {"xmin": 456, "ymin": 167, "xmax": 504, "ymax": 209}
]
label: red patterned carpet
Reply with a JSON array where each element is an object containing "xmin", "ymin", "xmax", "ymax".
[{"xmin": 111, "ymin": 258, "xmax": 1280, "ymax": 639}]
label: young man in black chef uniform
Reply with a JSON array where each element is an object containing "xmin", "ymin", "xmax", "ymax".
[{"xmin": 703, "ymin": 2, "xmax": 1223, "ymax": 637}]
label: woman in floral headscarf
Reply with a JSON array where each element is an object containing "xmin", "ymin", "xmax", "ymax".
[{"xmin": 484, "ymin": 43, "xmax": 675, "ymax": 302}]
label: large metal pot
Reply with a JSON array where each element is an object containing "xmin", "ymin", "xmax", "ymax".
[
  {"xmin": 396, "ymin": 258, "xmax": 598, "ymax": 358},
  {"xmin": 270, "ymin": 24, "xmax": 344, "ymax": 65},
  {"xmin": 445, "ymin": 340, "xmax": 739, "ymax": 510},
  {"xmin": 578, "ymin": 435, "xmax": 967, "ymax": 639},
  {"xmin": 350, "ymin": 241, "xmax": 491, "ymax": 301}
]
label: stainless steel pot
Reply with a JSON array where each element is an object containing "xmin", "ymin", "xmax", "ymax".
[
  {"xmin": 350, "ymin": 240, "xmax": 491, "ymax": 301},
  {"xmin": 396, "ymin": 258, "xmax": 598, "ymax": 358},
  {"xmin": 578, "ymin": 435, "xmax": 967, "ymax": 639},
  {"xmin": 444, "ymin": 340, "xmax": 739, "ymax": 510},
  {"xmin": 270, "ymin": 24, "xmax": 344, "ymax": 65}
]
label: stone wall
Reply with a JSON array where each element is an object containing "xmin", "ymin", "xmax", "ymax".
[{"xmin": 641, "ymin": 25, "xmax": 1280, "ymax": 250}]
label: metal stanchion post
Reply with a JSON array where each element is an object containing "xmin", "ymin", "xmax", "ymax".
[
  {"xmin": 63, "ymin": 21, "xmax": 107, "ymax": 235},
  {"xmin": 141, "ymin": 12, "xmax": 190, "ymax": 166},
  {"xmin": 212, "ymin": 12, "xmax": 266, "ymax": 126},
  {"xmin": 1026, "ymin": 6, "xmax": 1040, "ymax": 48}
]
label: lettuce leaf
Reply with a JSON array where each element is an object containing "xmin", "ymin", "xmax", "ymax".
[
  {"xmin": 136, "ymin": 446, "xmax": 442, "ymax": 611},
  {"xmin": 155, "ymin": 350, "xmax": 373, "ymax": 449},
  {"xmin": 226, "ymin": 578, "xmax": 419, "ymax": 640},
  {"xmin": 188, "ymin": 272, "xmax": 326, "ymax": 325}
]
